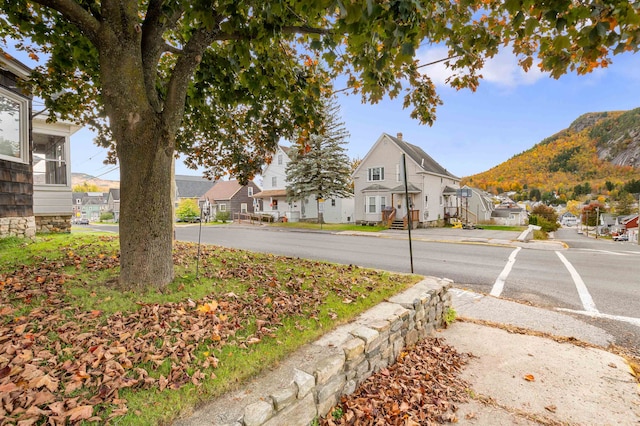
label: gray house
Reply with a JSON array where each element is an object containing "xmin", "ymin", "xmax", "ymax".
[
  {"xmin": 1, "ymin": 50, "xmax": 79, "ymax": 237},
  {"xmin": 175, "ymin": 175, "xmax": 216, "ymax": 202},
  {"xmin": 458, "ymin": 185, "xmax": 495, "ymax": 225},
  {"xmin": 353, "ymin": 133, "xmax": 460, "ymax": 228},
  {"xmin": 0, "ymin": 51, "xmax": 33, "ymax": 238}
]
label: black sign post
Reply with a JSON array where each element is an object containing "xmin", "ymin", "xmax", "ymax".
[{"xmin": 402, "ymin": 154, "xmax": 414, "ymax": 273}]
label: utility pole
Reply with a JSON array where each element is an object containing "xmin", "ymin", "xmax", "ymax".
[{"xmin": 595, "ymin": 207, "xmax": 599, "ymax": 239}]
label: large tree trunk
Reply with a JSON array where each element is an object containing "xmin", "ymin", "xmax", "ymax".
[{"xmin": 118, "ymin": 124, "xmax": 175, "ymax": 290}]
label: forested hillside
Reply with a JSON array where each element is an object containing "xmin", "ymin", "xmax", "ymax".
[{"xmin": 463, "ymin": 108, "xmax": 640, "ymax": 201}]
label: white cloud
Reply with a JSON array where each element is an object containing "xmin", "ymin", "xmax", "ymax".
[{"xmin": 417, "ymin": 46, "xmax": 546, "ymax": 89}]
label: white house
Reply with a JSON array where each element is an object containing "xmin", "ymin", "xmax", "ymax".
[
  {"xmin": 32, "ymin": 114, "xmax": 81, "ymax": 232},
  {"xmin": 459, "ymin": 185, "xmax": 495, "ymax": 224},
  {"xmin": 352, "ymin": 133, "xmax": 460, "ymax": 228},
  {"xmin": 252, "ymin": 145, "xmax": 354, "ymax": 223}
]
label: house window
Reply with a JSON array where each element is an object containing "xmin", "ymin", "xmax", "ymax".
[
  {"xmin": 396, "ymin": 164, "xmax": 401, "ymax": 181},
  {"xmin": 366, "ymin": 196, "xmax": 386, "ymax": 213},
  {"xmin": 248, "ymin": 187, "xmax": 253, "ymax": 197},
  {"xmin": 76, "ymin": 198, "xmax": 82, "ymax": 205},
  {"xmin": 219, "ymin": 204, "xmax": 227, "ymax": 211},
  {"xmin": 241, "ymin": 203, "xmax": 247, "ymax": 213},
  {"xmin": 33, "ymin": 133, "xmax": 67, "ymax": 185},
  {"xmin": 272, "ymin": 176, "xmax": 277, "ymax": 187},
  {"xmin": 331, "ymin": 199, "xmax": 336, "ymax": 207},
  {"xmin": 271, "ymin": 199, "xmax": 278, "ymax": 210},
  {"xmin": 277, "ymin": 154, "xmax": 283, "ymax": 165},
  {"xmin": 367, "ymin": 167, "xmax": 384, "ymax": 182},
  {"xmin": 0, "ymin": 87, "xmax": 29, "ymax": 163},
  {"xmin": 439, "ymin": 196, "xmax": 443, "ymax": 206},
  {"xmin": 368, "ymin": 196, "xmax": 377, "ymax": 213}
]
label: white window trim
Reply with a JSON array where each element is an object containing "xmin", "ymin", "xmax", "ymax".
[
  {"xmin": 32, "ymin": 130, "xmax": 71, "ymax": 188},
  {"xmin": 0, "ymin": 87, "xmax": 29, "ymax": 164},
  {"xmin": 365, "ymin": 195, "xmax": 386, "ymax": 214},
  {"xmin": 367, "ymin": 166, "xmax": 385, "ymax": 182},
  {"xmin": 248, "ymin": 186, "xmax": 253, "ymax": 196}
]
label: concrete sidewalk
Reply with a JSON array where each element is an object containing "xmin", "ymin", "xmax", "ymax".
[
  {"xmin": 175, "ymin": 286, "xmax": 639, "ymax": 425},
  {"xmin": 339, "ymin": 227, "xmax": 568, "ymax": 251},
  {"xmin": 445, "ymin": 290, "xmax": 640, "ymax": 425}
]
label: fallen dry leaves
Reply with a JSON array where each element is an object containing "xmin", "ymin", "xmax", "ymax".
[
  {"xmin": 1, "ymin": 238, "xmax": 407, "ymax": 424},
  {"xmin": 321, "ymin": 337, "xmax": 471, "ymax": 425}
]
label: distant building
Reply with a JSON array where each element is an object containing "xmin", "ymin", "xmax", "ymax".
[
  {"xmin": 252, "ymin": 145, "xmax": 355, "ymax": 223},
  {"xmin": 174, "ymin": 175, "xmax": 216, "ymax": 203},
  {"xmin": 72, "ymin": 192, "xmax": 108, "ymax": 222},
  {"xmin": 201, "ymin": 179, "xmax": 261, "ymax": 219}
]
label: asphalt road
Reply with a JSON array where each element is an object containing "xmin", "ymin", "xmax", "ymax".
[{"xmin": 91, "ymin": 223, "xmax": 640, "ymax": 353}]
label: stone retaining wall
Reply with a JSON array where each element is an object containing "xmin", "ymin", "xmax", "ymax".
[
  {"xmin": 0, "ymin": 216, "xmax": 36, "ymax": 239},
  {"xmin": 35, "ymin": 215, "xmax": 72, "ymax": 234},
  {"xmin": 235, "ymin": 278, "xmax": 452, "ymax": 426}
]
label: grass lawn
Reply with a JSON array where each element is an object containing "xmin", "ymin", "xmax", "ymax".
[
  {"xmin": 0, "ymin": 233, "xmax": 419, "ymax": 425},
  {"xmin": 268, "ymin": 222, "xmax": 388, "ymax": 232}
]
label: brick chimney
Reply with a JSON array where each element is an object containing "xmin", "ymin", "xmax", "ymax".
[{"xmin": 396, "ymin": 132, "xmax": 403, "ymax": 140}]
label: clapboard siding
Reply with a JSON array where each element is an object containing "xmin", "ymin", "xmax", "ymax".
[{"xmin": 33, "ymin": 186, "xmax": 72, "ymax": 215}]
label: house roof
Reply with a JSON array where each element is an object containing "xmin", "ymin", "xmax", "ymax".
[
  {"xmin": 253, "ymin": 189, "xmax": 287, "ymax": 198},
  {"xmin": 108, "ymin": 188, "xmax": 120, "ymax": 201},
  {"xmin": 361, "ymin": 184, "xmax": 390, "ymax": 192},
  {"xmin": 462, "ymin": 185, "xmax": 495, "ymax": 212},
  {"xmin": 202, "ymin": 180, "xmax": 244, "ymax": 201},
  {"xmin": 390, "ymin": 183, "xmax": 421, "ymax": 194},
  {"xmin": 385, "ymin": 133, "xmax": 459, "ymax": 179},
  {"xmin": 175, "ymin": 175, "xmax": 215, "ymax": 198},
  {"xmin": 443, "ymin": 186, "xmax": 458, "ymax": 195},
  {"xmin": 0, "ymin": 49, "xmax": 32, "ymax": 80},
  {"xmin": 491, "ymin": 208, "xmax": 524, "ymax": 218},
  {"xmin": 279, "ymin": 145, "xmax": 291, "ymax": 155},
  {"xmin": 623, "ymin": 214, "xmax": 638, "ymax": 229}
]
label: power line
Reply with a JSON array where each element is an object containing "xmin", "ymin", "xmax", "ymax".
[
  {"xmin": 75, "ymin": 166, "xmax": 120, "ymax": 186},
  {"xmin": 74, "ymin": 148, "xmax": 107, "ymax": 167}
]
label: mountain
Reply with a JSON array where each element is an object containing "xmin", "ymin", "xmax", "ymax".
[
  {"xmin": 462, "ymin": 108, "xmax": 640, "ymax": 195},
  {"xmin": 71, "ymin": 172, "xmax": 120, "ymax": 191}
]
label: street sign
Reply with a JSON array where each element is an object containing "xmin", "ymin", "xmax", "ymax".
[{"xmin": 456, "ymin": 188, "xmax": 472, "ymax": 198}]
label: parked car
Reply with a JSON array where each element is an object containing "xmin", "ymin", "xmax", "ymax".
[
  {"xmin": 613, "ymin": 234, "xmax": 628, "ymax": 241},
  {"xmin": 75, "ymin": 218, "xmax": 90, "ymax": 225}
]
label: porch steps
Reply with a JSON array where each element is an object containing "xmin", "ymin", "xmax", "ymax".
[{"xmin": 390, "ymin": 220, "xmax": 405, "ymax": 230}]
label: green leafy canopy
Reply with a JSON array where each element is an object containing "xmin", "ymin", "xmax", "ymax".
[{"xmin": 2, "ymin": 1, "xmax": 638, "ymax": 180}]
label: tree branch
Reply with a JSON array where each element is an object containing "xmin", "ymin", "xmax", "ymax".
[
  {"xmin": 163, "ymin": 43, "xmax": 182, "ymax": 54},
  {"xmin": 281, "ymin": 25, "xmax": 331, "ymax": 36},
  {"xmin": 31, "ymin": 0, "xmax": 101, "ymax": 43},
  {"xmin": 141, "ymin": 1, "xmax": 185, "ymax": 111},
  {"xmin": 162, "ymin": 28, "xmax": 216, "ymax": 134}
]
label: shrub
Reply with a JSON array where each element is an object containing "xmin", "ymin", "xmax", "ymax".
[
  {"xmin": 215, "ymin": 211, "xmax": 230, "ymax": 222},
  {"xmin": 99, "ymin": 212, "xmax": 114, "ymax": 222}
]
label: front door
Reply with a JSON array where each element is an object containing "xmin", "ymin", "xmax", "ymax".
[{"xmin": 396, "ymin": 195, "xmax": 406, "ymax": 218}]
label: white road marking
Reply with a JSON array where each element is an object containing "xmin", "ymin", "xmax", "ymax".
[
  {"xmin": 577, "ymin": 248, "xmax": 634, "ymax": 256},
  {"xmin": 449, "ymin": 288, "xmax": 483, "ymax": 300},
  {"xmin": 490, "ymin": 247, "xmax": 521, "ymax": 297},
  {"xmin": 557, "ymin": 308, "xmax": 640, "ymax": 328},
  {"xmin": 555, "ymin": 251, "xmax": 599, "ymax": 313}
]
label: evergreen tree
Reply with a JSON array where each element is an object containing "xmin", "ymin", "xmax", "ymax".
[{"xmin": 286, "ymin": 97, "xmax": 352, "ymax": 223}]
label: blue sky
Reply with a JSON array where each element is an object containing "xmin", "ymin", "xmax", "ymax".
[{"xmin": 6, "ymin": 42, "xmax": 640, "ymax": 182}]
